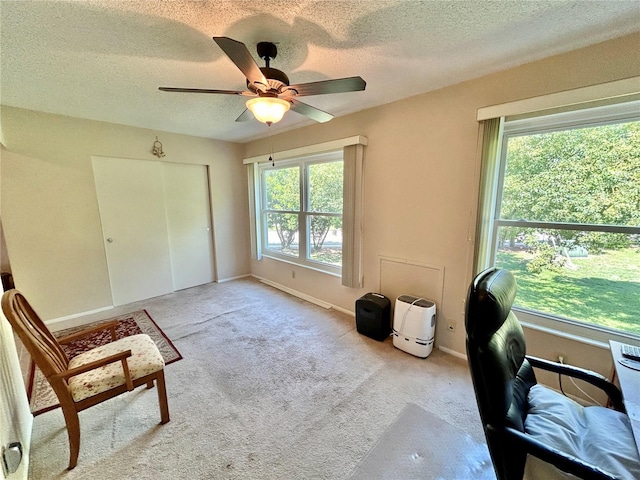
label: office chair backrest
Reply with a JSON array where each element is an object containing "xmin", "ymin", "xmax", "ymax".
[{"xmin": 465, "ymin": 267, "xmax": 537, "ymax": 479}]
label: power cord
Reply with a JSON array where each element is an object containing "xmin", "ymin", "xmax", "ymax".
[
  {"xmin": 397, "ymin": 297, "xmax": 424, "ymax": 337},
  {"xmin": 558, "ymin": 356, "xmax": 602, "ymax": 406}
]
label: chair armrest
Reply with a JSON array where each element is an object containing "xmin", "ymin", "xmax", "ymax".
[
  {"xmin": 489, "ymin": 424, "xmax": 618, "ymax": 480},
  {"xmin": 57, "ymin": 320, "xmax": 119, "ymax": 344},
  {"xmin": 52, "ymin": 350, "xmax": 134, "ymax": 391},
  {"xmin": 526, "ymin": 355, "xmax": 625, "ymax": 412}
]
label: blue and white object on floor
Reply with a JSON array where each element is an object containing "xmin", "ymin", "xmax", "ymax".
[{"xmin": 392, "ymin": 295, "xmax": 436, "ymax": 358}]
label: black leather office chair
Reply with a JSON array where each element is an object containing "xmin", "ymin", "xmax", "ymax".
[{"xmin": 465, "ymin": 267, "xmax": 640, "ymax": 480}]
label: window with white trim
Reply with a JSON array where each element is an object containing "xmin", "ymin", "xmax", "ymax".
[
  {"xmin": 483, "ymin": 100, "xmax": 640, "ymax": 338},
  {"xmin": 258, "ymin": 151, "xmax": 343, "ymax": 275}
]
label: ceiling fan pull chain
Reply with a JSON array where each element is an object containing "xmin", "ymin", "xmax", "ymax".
[{"xmin": 268, "ymin": 124, "xmax": 275, "ymax": 166}]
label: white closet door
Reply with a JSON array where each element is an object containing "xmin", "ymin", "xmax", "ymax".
[
  {"xmin": 0, "ymin": 312, "xmax": 32, "ymax": 480},
  {"xmin": 162, "ymin": 162, "xmax": 214, "ymax": 290},
  {"xmin": 93, "ymin": 157, "xmax": 174, "ymax": 306}
]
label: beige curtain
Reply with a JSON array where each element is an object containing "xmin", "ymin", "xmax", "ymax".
[
  {"xmin": 472, "ymin": 117, "xmax": 503, "ymax": 274},
  {"xmin": 341, "ymin": 144, "xmax": 365, "ymax": 288},
  {"xmin": 247, "ymin": 163, "xmax": 261, "ymax": 260}
]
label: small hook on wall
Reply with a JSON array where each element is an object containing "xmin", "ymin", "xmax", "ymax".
[{"xmin": 152, "ymin": 136, "xmax": 165, "ymax": 158}]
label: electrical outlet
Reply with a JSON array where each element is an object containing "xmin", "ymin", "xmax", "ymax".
[{"xmin": 447, "ymin": 320, "xmax": 456, "ymax": 332}]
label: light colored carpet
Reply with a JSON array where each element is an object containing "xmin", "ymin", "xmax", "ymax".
[{"xmin": 27, "ymin": 277, "xmax": 488, "ymax": 479}]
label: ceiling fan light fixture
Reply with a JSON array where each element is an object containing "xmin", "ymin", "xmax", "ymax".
[{"xmin": 246, "ymin": 97, "xmax": 290, "ymax": 124}]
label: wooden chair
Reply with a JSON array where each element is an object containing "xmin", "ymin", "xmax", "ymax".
[{"xmin": 1, "ymin": 289, "xmax": 170, "ymax": 470}]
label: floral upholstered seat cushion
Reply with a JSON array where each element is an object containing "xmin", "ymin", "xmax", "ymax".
[{"xmin": 67, "ymin": 334, "xmax": 165, "ymax": 402}]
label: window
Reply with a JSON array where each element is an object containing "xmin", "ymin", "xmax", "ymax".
[
  {"xmin": 258, "ymin": 151, "xmax": 343, "ymax": 274},
  {"xmin": 246, "ymin": 136, "xmax": 366, "ymax": 288},
  {"xmin": 483, "ymin": 101, "xmax": 640, "ymax": 338}
]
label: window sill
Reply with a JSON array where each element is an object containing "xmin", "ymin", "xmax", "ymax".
[
  {"xmin": 514, "ymin": 307, "xmax": 640, "ymax": 348},
  {"xmin": 261, "ymin": 253, "xmax": 342, "ymax": 278}
]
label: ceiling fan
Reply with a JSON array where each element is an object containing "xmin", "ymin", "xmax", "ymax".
[{"xmin": 159, "ymin": 37, "xmax": 366, "ymax": 125}]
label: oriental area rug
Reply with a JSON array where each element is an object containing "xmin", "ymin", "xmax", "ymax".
[{"xmin": 27, "ymin": 309, "xmax": 182, "ymax": 415}]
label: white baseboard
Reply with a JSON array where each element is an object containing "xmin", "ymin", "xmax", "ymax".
[
  {"xmin": 438, "ymin": 345, "xmax": 467, "ymax": 360},
  {"xmin": 251, "ymin": 274, "xmax": 354, "ymax": 316},
  {"xmin": 217, "ymin": 273, "xmax": 251, "ymax": 283},
  {"xmin": 330, "ymin": 304, "xmax": 355, "ymax": 317},
  {"xmin": 45, "ymin": 305, "xmax": 114, "ymax": 331}
]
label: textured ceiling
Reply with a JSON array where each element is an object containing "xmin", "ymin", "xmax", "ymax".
[{"xmin": 1, "ymin": 0, "xmax": 639, "ymax": 143}]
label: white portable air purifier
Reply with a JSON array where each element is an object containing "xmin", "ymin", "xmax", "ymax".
[{"xmin": 392, "ymin": 295, "xmax": 436, "ymax": 358}]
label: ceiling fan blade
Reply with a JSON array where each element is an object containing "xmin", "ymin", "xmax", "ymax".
[
  {"xmin": 213, "ymin": 37, "xmax": 268, "ymax": 91},
  {"xmin": 235, "ymin": 109, "xmax": 253, "ymax": 122},
  {"xmin": 159, "ymin": 87, "xmax": 253, "ymax": 96},
  {"xmin": 289, "ymin": 99, "xmax": 333, "ymax": 123},
  {"xmin": 285, "ymin": 76, "xmax": 366, "ymax": 97}
]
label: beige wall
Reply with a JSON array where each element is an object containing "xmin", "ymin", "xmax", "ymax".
[
  {"xmin": 0, "ymin": 138, "xmax": 10, "ymax": 275},
  {"xmin": 0, "ymin": 108, "xmax": 249, "ymax": 319},
  {"xmin": 244, "ymin": 32, "xmax": 640, "ymax": 393},
  {"xmin": 0, "ymin": 221, "xmax": 10, "ymax": 274}
]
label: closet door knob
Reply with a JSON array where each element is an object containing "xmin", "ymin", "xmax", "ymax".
[{"xmin": 106, "ymin": 238, "xmax": 113, "ymax": 243}]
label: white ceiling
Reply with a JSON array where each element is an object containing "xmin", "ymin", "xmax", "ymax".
[{"xmin": 1, "ymin": 1, "xmax": 639, "ymax": 143}]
